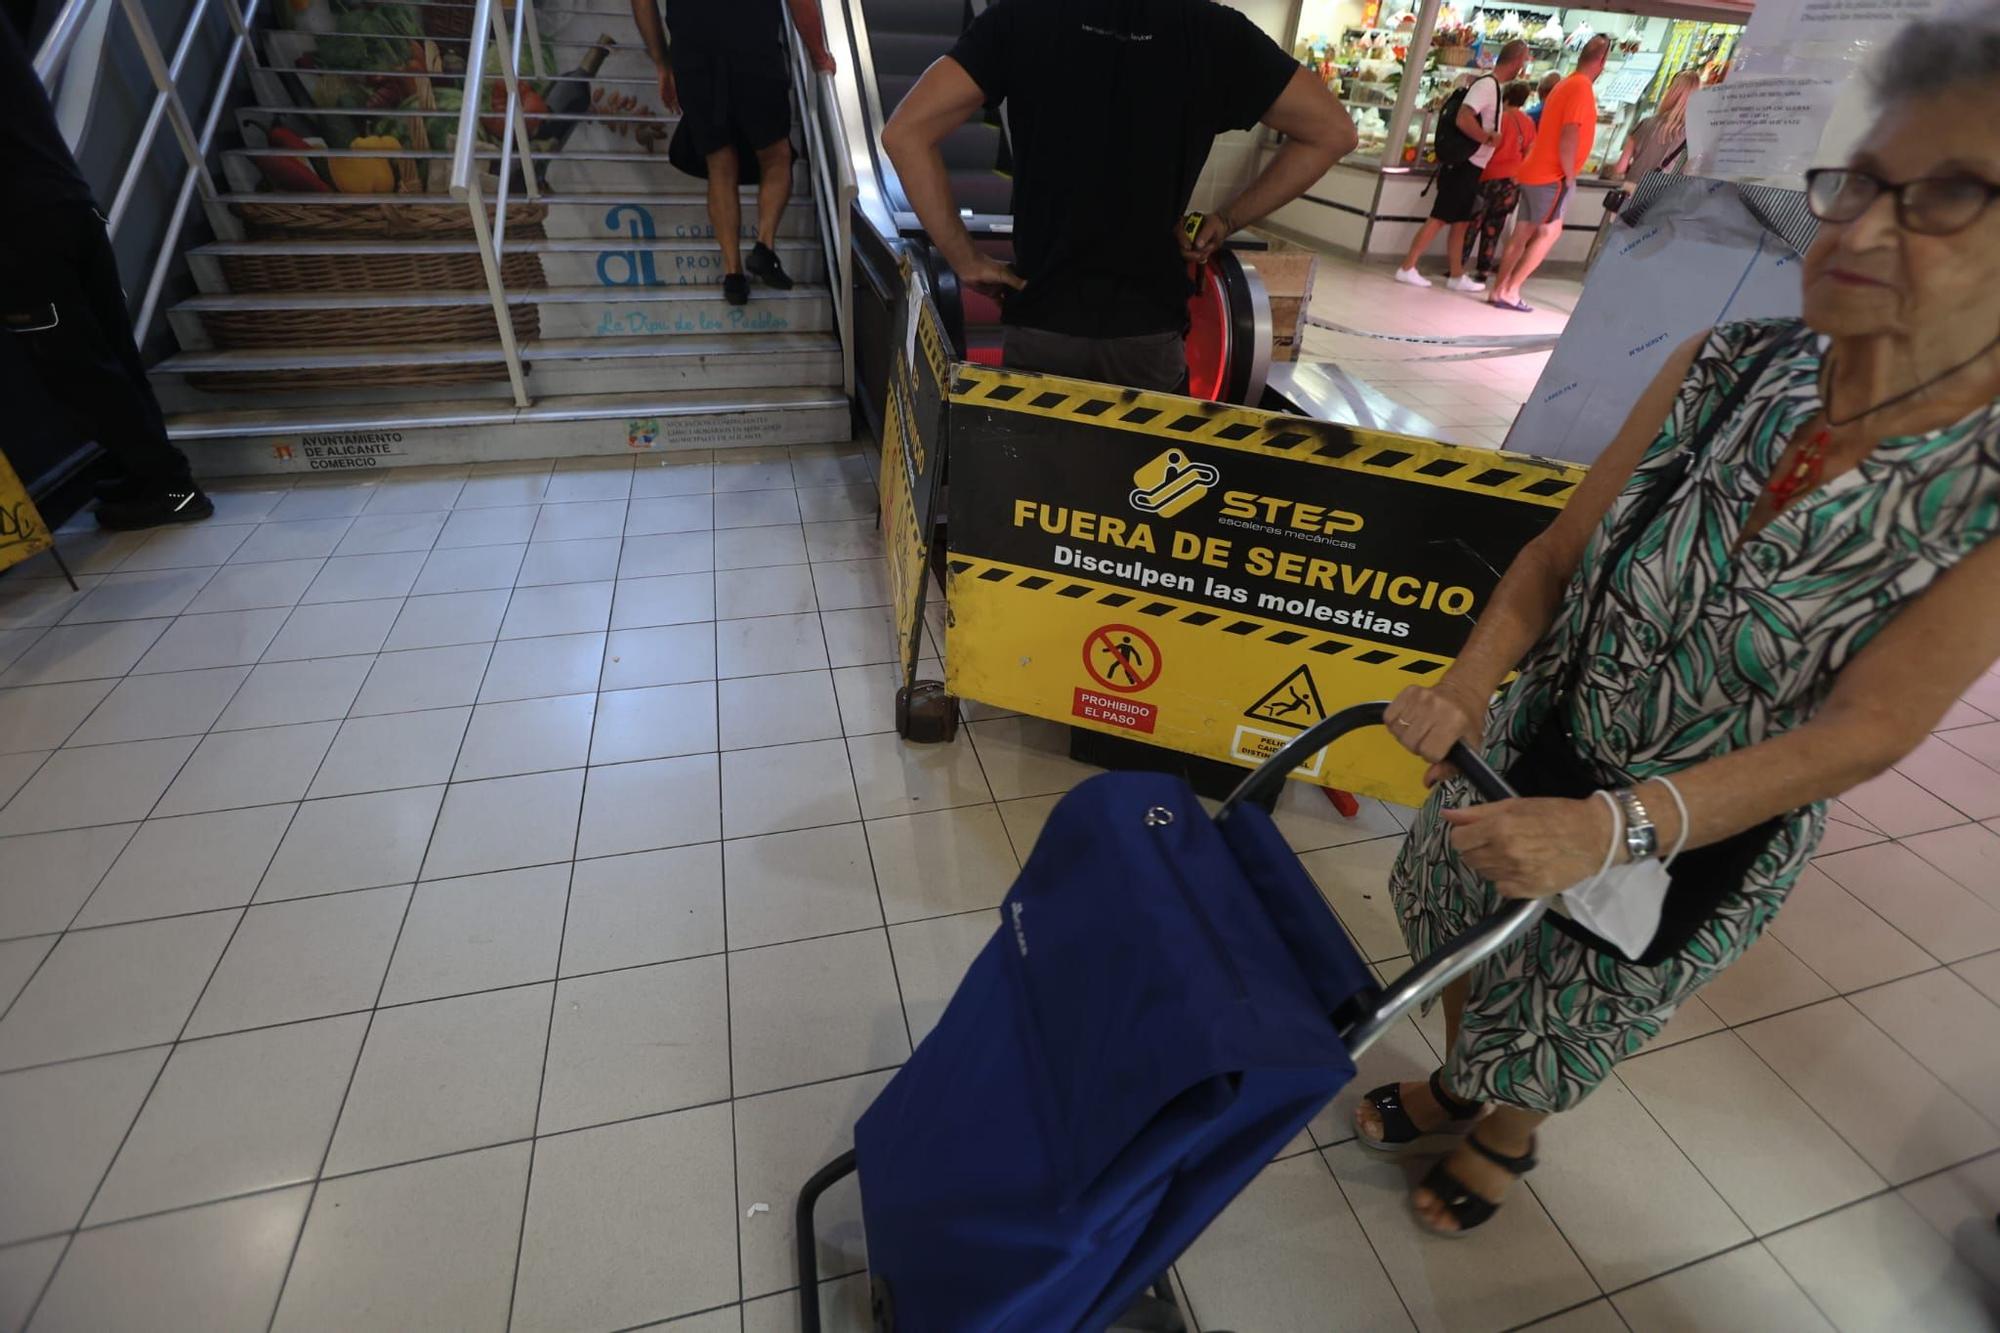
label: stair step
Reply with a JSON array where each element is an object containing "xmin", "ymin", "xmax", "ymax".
[
  {"xmin": 221, "ymin": 146, "xmax": 810, "ymax": 195},
  {"xmin": 167, "ymin": 285, "xmax": 834, "ymax": 346},
  {"xmin": 158, "ymin": 331, "xmax": 836, "ymax": 372},
  {"xmin": 253, "ymin": 61, "xmax": 658, "ymax": 89},
  {"xmin": 153, "ymin": 332, "xmax": 841, "ymax": 409},
  {"xmin": 218, "ymin": 192, "xmax": 816, "ymax": 242},
  {"xmin": 185, "ymin": 237, "xmax": 825, "ymax": 295},
  {"xmin": 237, "ymin": 103, "xmax": 677, "ymax": 127},
  {"xmin": 172, "ymin": 386, "xmax": 851, "ymax": 474}
]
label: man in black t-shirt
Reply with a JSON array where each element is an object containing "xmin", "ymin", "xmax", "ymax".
[
  {"xmin": 1, "ymin": 11, "xmax": 210, "ymax": 529},
  {"xmin": 882, "ymin": 0, "xmax": 1354, "ymax": 390},
  {"xmin": 631, "ymin": 0, "xmax": 835, "ymax": 305}
]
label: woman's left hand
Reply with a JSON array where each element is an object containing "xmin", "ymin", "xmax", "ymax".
[{"xmin": 1440, "ymin": 797, "xmax": 1617, "ymax": 899}]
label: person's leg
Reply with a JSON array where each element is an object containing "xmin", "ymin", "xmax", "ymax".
[
  {"xmin": 1491, "ymin": 223, "xmax": 1535, "ymax": 298},
  {"xmin": 2, "ymin": 208, "xmax": 198, "ymax": 505},
  {"xmin": 1478, "ymin": 181, "xmax": 1517, "ymax": 276},
  {"xmin": 1095, "ymin": 330, "xmax": 1187, "ymax": 394},
  {"xmin": 706, "ymin": 148, "xmax": 744, "ymax": 274},
  {"xmin": 1398, "ymin": 217, "xmax": 1445, "ymax": 274},
  {"xmin": 1445, "ymin": 221, "xmax": 1472, "ymax": 280},
  {"xmin": 1499, "ymin": 222, "xmax": 1564, "ymax": 303},
  {"xmin": 752, "ymin": 138, "xmax": 792, "ymax": 250}
]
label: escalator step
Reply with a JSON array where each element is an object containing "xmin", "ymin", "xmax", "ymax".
[{"xmin": 858, "ymin": 0, "xmax": 968, "ymax": 40}]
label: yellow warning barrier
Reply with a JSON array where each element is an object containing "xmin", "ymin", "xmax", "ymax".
[
  {"xmin": 0, "ymin": 451, "xmax": 56, "ymax": 578},
  {"xmin": 940, "ymin": 367, "xmax": 1584, "ymax": 806}
]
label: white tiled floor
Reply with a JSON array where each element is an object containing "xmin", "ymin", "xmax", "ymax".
[{"xmin": 2, "ymin": 443, "xmax": 1998, "ymax": 1331}]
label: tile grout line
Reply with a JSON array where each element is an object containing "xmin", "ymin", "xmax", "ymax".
[
  {"xmin": 498, "ymin": 487, "xmax": 621, "ymax": 1333},
  {"xmin": 18, "ymin": 684, "xmax": 336, "ymax": 1329},
  {"xmin": 258, "ymin": 544, "xmax": 489, "ymax": 1333}
]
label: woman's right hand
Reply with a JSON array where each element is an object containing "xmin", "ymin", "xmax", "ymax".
[{"xmin": 1384, "ymin": 681, "xmax": 1485, "ymax": 787}]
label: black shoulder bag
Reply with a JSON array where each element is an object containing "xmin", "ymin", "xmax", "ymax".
[{"xmin": 1502, "ymin": 336, "xmax": 1791, "ymax": 966}]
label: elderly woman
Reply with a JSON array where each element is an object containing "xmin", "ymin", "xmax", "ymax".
[{"xmin": 1358, "ymin": 17, "xmax": 2000, "ymax": 1235}]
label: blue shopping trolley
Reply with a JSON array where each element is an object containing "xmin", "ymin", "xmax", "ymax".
[{"xmin": 795, "ymin": 703, "xmax": 1545, "ymax": 1332}]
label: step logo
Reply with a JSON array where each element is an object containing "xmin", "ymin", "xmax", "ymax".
[
  {"xmin": 1128, "ymin": 448, "xmax": 1219, "ymax": 520},
  {"xmin": 627, "ymin": 418, "xmax": 659, "ymax": 450}
]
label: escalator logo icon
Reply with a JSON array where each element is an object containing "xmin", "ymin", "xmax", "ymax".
[{"xmin": 1129, "ymin": 449, "xmax": 1220, "ymax": 520}]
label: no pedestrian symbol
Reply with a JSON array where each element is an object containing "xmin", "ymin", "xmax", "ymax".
[
  {"xmin": 1245, "ymin": 664, "xmax": 1326, "ymax": 730},
  {"xmin": 1083, "ymin": 624, "xmax": 1162, "ymax": 694}
]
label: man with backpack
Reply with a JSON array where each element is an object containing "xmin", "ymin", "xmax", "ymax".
[{"xmin": 1393, "ymin": 39, "xmax": 1530, "ymax": 293}]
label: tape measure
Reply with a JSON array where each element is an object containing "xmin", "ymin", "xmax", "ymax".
[{"xmin": 1182, "ymin": 212, "xmax": 1207, "ymax": 247}]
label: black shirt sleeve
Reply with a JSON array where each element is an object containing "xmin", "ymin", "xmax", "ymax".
[
  {"xmin": 947, "ymin": 0, "xmax": 1015, "ymax": 102},
  {"xmin": 1201, "ymin": 1, "xmax": 1300, "ymax": 133}
]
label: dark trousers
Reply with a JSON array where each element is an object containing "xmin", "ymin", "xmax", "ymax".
[
  {"xmin": 1000, "ymin": 325, "xmax": 1188, "ymax": 393},
  {"xmin": 1460, "ymin": 178, "xmax": 1519, "ymax": 279},
  {"xmin": 0, "ymin": 203, "xmax": 191, "ymax": 488}
]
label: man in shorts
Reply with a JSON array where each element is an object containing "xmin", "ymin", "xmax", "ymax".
[
  {"xmin": 1490, "ymin": 35, "xmax": 1607, "ymax": 312},
  {"xmin": 632, "ymin": 0, "xmax": 835, "ymax": 305},
  {"xmin": 1394, "ymin": 38, "xmax": 1529, "ymax": 293}
]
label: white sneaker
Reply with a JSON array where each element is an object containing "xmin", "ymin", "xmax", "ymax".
[
  {"xmin": 1447, "ymin": 274, "xmax": 1487, "ymax": 293},
  {"xmin": 1392, "ymin": 266, "xmax": 1433, "ymax": 288}
]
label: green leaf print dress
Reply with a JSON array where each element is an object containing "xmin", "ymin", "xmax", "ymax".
[{"xmin": 1389, "ymin": 317, "xmax": 2000, "ymax": 1113}]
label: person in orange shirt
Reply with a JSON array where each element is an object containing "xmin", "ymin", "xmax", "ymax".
[
  {"xmin": 1461, "ymin": 80, "xmax": 1537, "ymax": 284},
  {"xmin": 1490, "ymin": 35, "xmax": 1609, "ymax": 311}
]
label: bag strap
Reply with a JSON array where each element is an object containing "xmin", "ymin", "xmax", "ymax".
[{"xmin": 1550, "ymin": 328, "xmax": 1792, "ymax": 707}]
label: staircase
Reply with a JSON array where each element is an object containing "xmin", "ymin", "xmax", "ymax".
[{"xmin": 146, "ymin": 0, "xmax": 853, "ymax": 476}]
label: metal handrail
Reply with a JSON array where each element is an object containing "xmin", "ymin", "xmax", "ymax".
[
  {"xmin": 104, "ymin": 0, "xmax": 217, "ymax": 234},
  {"xmin": 31, "ymin": 0, "xmax": 101, "ymax": 82},
  {"xmin": 786, "ymin": 24, "xmax": 859, "ymax": 399},
  {"xmin": 449, "ymin": 0, "xmax": 533, "ymax": 407},
  {"xmin": 133, "ymin": 0, "xmax": 263, "ymax": 342}
]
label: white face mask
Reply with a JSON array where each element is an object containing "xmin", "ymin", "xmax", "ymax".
[
  {"xmin": 1557, "ymin": 857, "xmax": 1670, "ymax": 962},
  {"xmin": 1547, "ymin": 789, "xmax": 1676, "ymax": 963}
]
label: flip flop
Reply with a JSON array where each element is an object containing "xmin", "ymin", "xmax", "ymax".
[{"xmin": 1488, "ymin": 297, "xmax": 1535, "ymax": 313}]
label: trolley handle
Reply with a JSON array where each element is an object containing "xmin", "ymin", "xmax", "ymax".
[{"xmin": 1217, "ymin": 700, "xmax": 1545, "ymax": 1061}]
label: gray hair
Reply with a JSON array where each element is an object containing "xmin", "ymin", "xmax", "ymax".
[{"xmin": 1872, "ymin": 17, "xmax": 2000, "ymax": 104}]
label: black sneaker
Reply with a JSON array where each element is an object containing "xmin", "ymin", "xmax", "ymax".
[
  {"xmin": 95, "ymin": 487, "xmax": 214, "ymax": 531},
  {"xmin": 744, "ymin": 242, "xmax": 794, "ymax": 290},
  {"xmin": 723, "ymin": 273, "xmax": 750, "ymax": 306}
]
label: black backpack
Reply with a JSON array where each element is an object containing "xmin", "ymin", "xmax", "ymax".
[{"xmin": 1432, "ymin": 74, "xmax": 1495, "ymax": 166}]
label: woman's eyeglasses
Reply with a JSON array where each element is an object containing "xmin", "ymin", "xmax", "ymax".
[{"xmin": 1805, "ymin": 167, "xmax": 2000, "ymax": 237}]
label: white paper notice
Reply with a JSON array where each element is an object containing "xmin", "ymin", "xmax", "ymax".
[{"xmin": 1685, "ymin": 76, "xmax": 1844, "ymax": 186}]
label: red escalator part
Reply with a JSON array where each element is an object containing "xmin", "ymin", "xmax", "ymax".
[
  {"xmin": 1183, "ymin": 260, "xmax": 1232, "ymax": 402},
  {"xmin": 966, "ymin": 345, "xmax": 1003, "ymax": 366}
]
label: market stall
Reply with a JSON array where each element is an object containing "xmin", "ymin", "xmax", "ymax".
[{"xmin": 1265, "ymin": 0, "xmax": 1750, "ymax": 263}]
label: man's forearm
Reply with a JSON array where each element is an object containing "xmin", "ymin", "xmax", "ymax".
[
  {"xmin": 1217, "ymin": 134, "xmax": 1345, "ymax": 230},
  {"xmin": 882, "ymin": 134, "xmax": 980, "ymax": 272},
  {"xmin": 629, "ymin": 0, "xmax": 669, "ymax": 68}
]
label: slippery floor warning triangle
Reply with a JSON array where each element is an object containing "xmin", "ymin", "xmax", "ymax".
[{"xmin": 1244, "ymin": 665, "xmax": 1326, "ymax": 730}]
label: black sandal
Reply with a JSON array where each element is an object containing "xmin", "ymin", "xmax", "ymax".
[
  {"xmin": 1354, "ymin": 1068, "xmax": 1484, "ymax": 1154},
  {"xmin": 1412, "ymin": 1128, "xmax": 1539, "ymax": 1237}
]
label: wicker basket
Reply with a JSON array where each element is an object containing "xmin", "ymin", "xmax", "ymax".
[
  {"xmin": 234, "ymin": 198, "xmax": 549, "ymax": 240},
  {"xmin": 218, "ymin": 247, "xmax": 547, "ymax": 293},
  {"xmin": 199, "ymin": 303, "xmax": 537, "ymax": 349},
  {"xmin": 422, "ymin": 2, "xmax": 476, "ymax": 41},
  {"xmin": 1436, "ymin": 45, "xmax": 1474, "ymax": 66}
]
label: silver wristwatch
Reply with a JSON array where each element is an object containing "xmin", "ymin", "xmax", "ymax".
[{"xmin": 1612, "ymin": 788, "xmax": 1658, "ymax": 863}]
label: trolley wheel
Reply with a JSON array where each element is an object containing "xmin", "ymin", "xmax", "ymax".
[
  {"xmin": 1324, "ymin": 787, "xmax": 1361, "ymax": 819},
  {"xmin": 896, "ymin": 680, "xmax": 960, "ymax": 743}
]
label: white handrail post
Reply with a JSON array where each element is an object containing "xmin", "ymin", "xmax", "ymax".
[
  {"xmin": 114, "ymin": 0, "xmax": 218, "ymax": 201},
  {"xmin": 490, "ymin": 0, "xmax": 540, "ymax": 201},
  {"xmin": 462, "ymin": 173, "xmax": 532, "ymax": 408},
  {"xmin": 453, "ymin": 0, "xmax": 531, "ymax": 408},
  {"xmin": 106, "ymin": 0, "xmax": 216, "ymax": 234}
]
